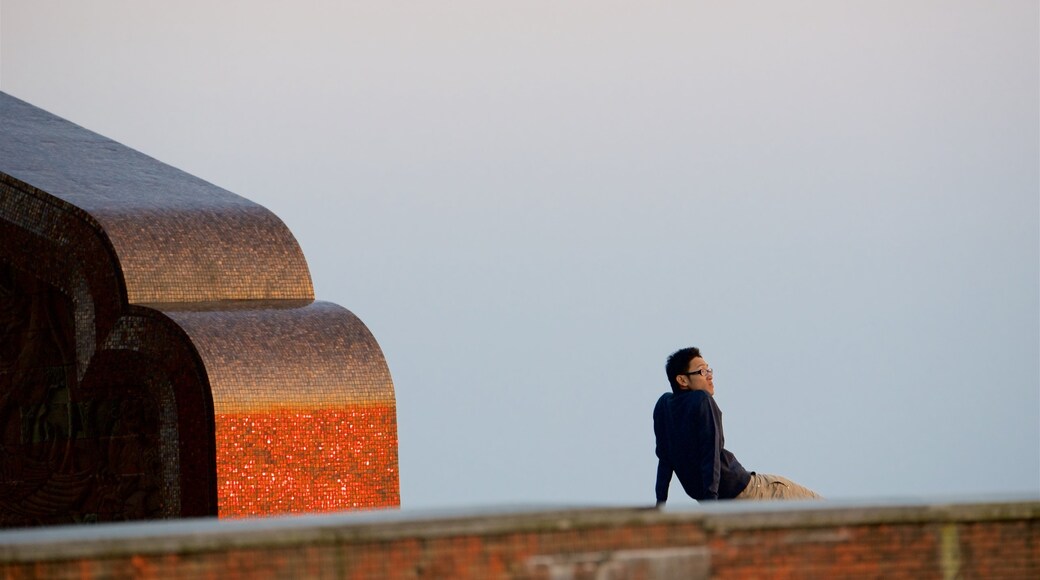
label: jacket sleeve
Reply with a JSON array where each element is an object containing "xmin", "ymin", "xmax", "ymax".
[
  {"xmin": 655, "ymin": 458, "xmax": 672, "ymax": 504},
  {"xmin": 653, "ymin": 396, "xmax": 672, "ymax": 504}
]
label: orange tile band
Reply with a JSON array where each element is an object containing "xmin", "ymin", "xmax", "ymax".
[{"xmin": 217, "ymin": 406, "xmax": 399, "ymax": 517}]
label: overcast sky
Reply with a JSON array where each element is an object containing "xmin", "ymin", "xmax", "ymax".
[{"xmin": 2, "ymin": 1, "xmax": 1037, "ymax": 510}]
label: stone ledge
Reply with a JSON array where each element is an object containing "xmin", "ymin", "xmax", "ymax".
[
  {"xmin": 696, "ymin": 496, "xmax": 1040, "ymax": 532},
  {"xmin": 0, "ymin": 497, "xmax": 1036, "ymax": 563}
]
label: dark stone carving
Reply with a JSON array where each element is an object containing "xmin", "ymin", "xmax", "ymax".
[{"xmin": 0, "ymin": 92, "xmax": 399, "ymax": 527}]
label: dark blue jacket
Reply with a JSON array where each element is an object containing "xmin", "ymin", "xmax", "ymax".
[{"xmin": 654, "ymin": 390, "xmax": 751, "ymax": 501}]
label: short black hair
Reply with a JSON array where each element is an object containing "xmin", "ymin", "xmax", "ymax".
[{"xmin": 666, "ymin": 347, "xmax": 701, "ymax": 393}]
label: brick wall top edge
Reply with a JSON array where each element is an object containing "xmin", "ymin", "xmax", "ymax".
[
  {"xmin": 699, "ymin": 499, "xmax": 1040, "ymax": 532},
  {"xmin": 0, "ymin": 499, "xmax": 1037, "ymax": 563}
]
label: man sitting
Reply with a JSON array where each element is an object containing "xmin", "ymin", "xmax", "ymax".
[{"xmin": 654, "ymin": 346, "xmax": 822, "ymax": 504}]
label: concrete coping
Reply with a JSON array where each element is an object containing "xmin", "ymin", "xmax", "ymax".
[{"xmin": 0, "ymin": 496, "xmax": 1037, "ymax": 563}]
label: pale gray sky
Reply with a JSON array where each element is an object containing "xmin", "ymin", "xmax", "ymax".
[{"xmin": 2, "ymin": 1, "xmax": 1037, "ymax": 509}]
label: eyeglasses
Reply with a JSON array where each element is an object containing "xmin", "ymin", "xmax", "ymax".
[{"xmin": 684, "ymin": 368, "xmax": 713, "ymax": 377}]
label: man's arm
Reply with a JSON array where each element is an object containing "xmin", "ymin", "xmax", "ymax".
[
  {"xmin": 655, "ymin": 458, "xmax": 672, "ymax": 506},
  {"xmin": 653, "ymin": 396, "xmax": 672, "ymax": 506}
]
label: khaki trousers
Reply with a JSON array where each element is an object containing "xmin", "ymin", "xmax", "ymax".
[{"xmin": 735, "ymin": 473, "xmax": 823, "ymax": 500}]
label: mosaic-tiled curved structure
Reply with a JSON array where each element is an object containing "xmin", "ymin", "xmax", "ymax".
[{"xmin": 0, "ymin": 92, "xmax": 398, "ymax": 526}]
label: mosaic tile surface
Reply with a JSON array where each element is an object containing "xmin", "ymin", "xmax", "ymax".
[{"xmin": 0, "ymin": 91, "xmax": 399, "ymax": 526}]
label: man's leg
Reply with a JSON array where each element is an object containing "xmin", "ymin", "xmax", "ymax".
[{"xmin": 736, "ymin": 473, "xmax": 823, "ymax": 500}]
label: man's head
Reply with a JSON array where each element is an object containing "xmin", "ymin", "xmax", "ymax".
[{"xmin": 665, "ymin": 347, "xmax": 714, "ymax": 395}]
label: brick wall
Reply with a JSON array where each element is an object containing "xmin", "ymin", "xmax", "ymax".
[{"xmin": 0, "ymin": 499, "xmax": 1036, "ymax": 579}]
